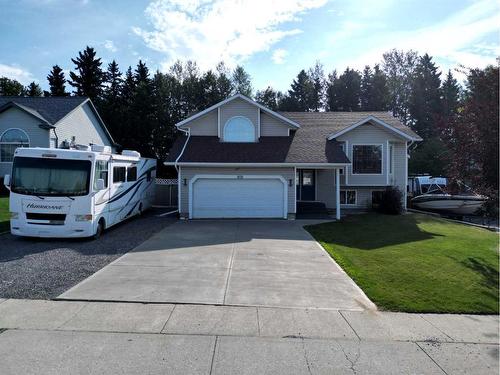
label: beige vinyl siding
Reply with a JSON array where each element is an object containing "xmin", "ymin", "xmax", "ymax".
[
  {"xmin": 55, "ymin": 102, "xmax": 112, "ymax": 147},
  {"xmin": 260, "ymin": 112, "xmax": 290, "ymax": 136},
  {"xmin": 0, "ymin": 107, "xmax": 50, "ymax": 176},
  {"xmin": 179, "ymin": 167, "xmax": 295, "ymax": 216},
  {"xmin": 337, "ymin": 123, "xmax": 400, "ymax": 186},
  {"xmin": 220, "ymin": 98, "xmax": 258, "ymax": 141},
  {"xmin": 181, "ymin": 109, "xmax": 218, "ymax": 136}
]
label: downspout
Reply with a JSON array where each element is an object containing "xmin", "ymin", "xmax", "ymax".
[
  {"xmin": 51, "ymin": 127, "xmax": 59, "ymax": 148},
  {"xmin": 174, "ymin": 128, "xmax": 190, "ymax": 217}
]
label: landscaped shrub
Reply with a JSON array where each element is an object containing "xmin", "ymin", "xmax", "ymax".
[{"xmin": 377, "ymin": 186, "xmax": 403, "ymax": 215}]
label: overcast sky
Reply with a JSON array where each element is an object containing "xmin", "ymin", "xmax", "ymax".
[{"xmin": 0, "ymin": 0, "xmax": 498, "ymax": 91}]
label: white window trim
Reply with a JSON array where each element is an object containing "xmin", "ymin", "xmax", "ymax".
[
  {"xmin": 339, "ymin": 189, "xmax": 357, "ymax": 206},
  {"xmin": 188, "ymin": 174, "xmax": 288, "ymax": 219},
  {"xmin": 222, "ymin": 115, "xmax": 257, "ymax": 143},
  {"xmin": 0, "ymin": 128, "xmax": 30, "ymax": 163},
  {"xmin": 351, "ymin": 143, "xmax": 384, "ymax": 176}
]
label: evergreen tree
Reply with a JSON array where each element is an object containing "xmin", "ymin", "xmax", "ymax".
[
  {"xmin": 409, "ymin": 53, "xmax": 442, "ymax": 139},
  {"xmin": 68, "ymin": 46, "xmax": 105, "ymax": 100},
  {"xmin": 326, "ymin": 70, "xmax": 339, "ymax": 111},
  {"xmin": 360, "ymin": 66, "xmax": 373, "ymax": 110},
  {"xmin": 308, "ymin": 61, "xmax": 326, "ymax": 111},
  {"xmin": 215, "ymin": 62, "xmax": 233, "ymax": 100},
  {"xmin": 231, "ymin": 65, "xmax": 252, "ymax": 97},
  {"xmin": 100, "ymin": 60, "xmax": 123, "ymax": 143},
  {"xmin": 382, "ymin": 49, "xmax": 418, "ymax": 124},
  {"xmin": 200, "ymin": 70, "xmax": 221, "ymax": 108},
  {"xmin": 25, "ymin": 82, "xmax": 43, "ymax": 96},
  {"xmin": 371, "ymin": 64, "xmax": 389, "ymax": 110},
  {"xmin": 327, "ymin": 68, "xmax": 361, "ymax": 111},
  {"xmin": 0, "ymin": 77, "xmax": 25, "ymax": 96},
  {"xmin": 441, "ymin": 70, "xmax": 460, "ymax": 119},
  {"xmin": 255, "ymin": 86, "xmax": 280, "ymax": 111},
  {"xmin": 47, "ymin": 65, "xmax": 67, "ymax": 96},
  {"xmin": 287, "ymin": 69, "xmax": 313, "ymax": 111},
  {"xmin": 360, "ymin": 65, "xmax": 389, "ymax": 110}
]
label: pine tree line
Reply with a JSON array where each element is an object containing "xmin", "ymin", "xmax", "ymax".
[{"xmin": 0, "ymin": 46, "xmax": 486, "ymax": 180}]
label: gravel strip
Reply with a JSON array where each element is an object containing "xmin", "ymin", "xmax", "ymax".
[{"xmin": 0, "ymin": 209, "xmax": 176, "ymax": 299}]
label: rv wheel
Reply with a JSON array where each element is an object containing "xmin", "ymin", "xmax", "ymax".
[{"xmin": 93, "ymin": 219, "xmax": 105, "ymax": 240}]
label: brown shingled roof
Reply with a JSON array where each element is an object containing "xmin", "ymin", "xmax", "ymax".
[{"xmin": 166, "ymin": 111, "xmax": 421, "ymax": 165}]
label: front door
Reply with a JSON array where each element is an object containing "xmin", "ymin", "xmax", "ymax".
[{"xmin": 296, "ymin": 169, "xmax": 315, "ymax": 201}]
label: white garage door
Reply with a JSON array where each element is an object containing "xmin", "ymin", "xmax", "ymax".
[{"xmin": 191, "ymin": 176, "xmax": 286, "ymax": 219}]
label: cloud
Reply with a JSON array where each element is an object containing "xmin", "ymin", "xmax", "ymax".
[
  {"xmin": 271, "ymin": 48, "xmax": 288, "ymax": 64},
  {"xmin": 103, "ymin": 40, "xmax": 117, "ymax": 53},
  {"xmin": 0, "ymin": 64, "xmax": 35, "ymax": 84},
  {"xmin": 134, "ymin": 0, "xmax": 328, "ymax": 70},
  {"xmin": 333, "ymin": 0, "xmax": 499, "ymax": 78}
]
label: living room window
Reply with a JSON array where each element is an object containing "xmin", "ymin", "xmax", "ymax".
[
  {"xmin": 352, "ymin": 145, "xmax": 382, "ymax": 174},
  {"xmin": 223, "ymin": 116, "xmax": 255, "ymax": 142}
]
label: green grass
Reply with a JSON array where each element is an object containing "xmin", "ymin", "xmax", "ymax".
[
  {"xmin": 0, "ymin": 196, "xmax": 9, "ymax": 233},
  {"xmin": 306, "ymin": 213, "xmax": 499, "ymax": 314}
]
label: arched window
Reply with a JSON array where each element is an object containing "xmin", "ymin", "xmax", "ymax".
[
  {"xmin": 223, "ymin": 116, "xmax": 255, "ymax": 142},
  {"xmin": 0, "ymin": 128, "xmax": 30, "ymax": 162}
]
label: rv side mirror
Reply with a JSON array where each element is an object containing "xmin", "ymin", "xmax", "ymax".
[
  {"xmin": 3, "ymin": 174, "xmax": 10, "ymax": 188},
  {"xmin": 96, "ymin": 178, "xmax": 105, "ymax": 191}
]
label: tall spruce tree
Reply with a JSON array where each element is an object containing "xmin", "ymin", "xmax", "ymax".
[
  {"xmin": 25, "ymin": 82, "xmax": 43, "ymax": 96},
  {"xmin": 231, "ymin": 65, "xmax": 253, "ymax": 97},
  {"xmin": 68, "ymin": 46, "xmax": 105, "ymax": 101},
  {"xmin": 308, "ymin": 61, "xmax": 326, "ymax": 111},
  {"xmin": 441, "ymin": 70, "xmax": 460, "ymax": 119},
  {"xmin": 371, "ymin": 64, "xmax": 389, "ymax": 110},
  {"xmin": 287, "ymin": 70, "xmax": 313, "ymax": 111},
  {"xmin": 409, "ymin": 53, "xmax": 442, "ymax": 139},
  {"xmin": 132, "ymin": 60, "xmax": 155, "ymax": 156},
  {"xmin": 382, "ymin": 49, "xmax": 418, "ymax": 124},
  {"xmin": 215, "ymin": 62, "xmax": 234, "ymax": 100},
  {"xmin": 360, "ymin": 66, "xmax": 373, "ymax": 110},
  {"xmin": 100, "ymin": 60, "xmax": 123, "ymax": 143},
  {"xmin": 47, "ymin": 65, "xmax": 67, "ymax": 96},
  {"xmin": 327, "ymin": 68, "xmax": 361, "ymax": 111}
]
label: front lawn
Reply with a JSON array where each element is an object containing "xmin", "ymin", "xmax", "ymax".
[
  {"xmin": 0, "ymin": 196, "xmax": 9, "ymax": 233},
  {"xmin": 306, "ymin": 213, "xmax": 499, "ymax": 314}
]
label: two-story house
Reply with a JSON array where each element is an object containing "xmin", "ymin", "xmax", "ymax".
[
  {"xmin": 0, "ymin": 96, "xmax": 114, "ymax": 178},
  {"xmin": 165, "ymin": 94, "xmax": 422, "ymax": 219}
]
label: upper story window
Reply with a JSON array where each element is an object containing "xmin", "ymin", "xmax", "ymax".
[
  {"xmin": 223, "ymin": 116, "xmax": 255, "ymax": 142},
  {"xmin": 352, "ymin": 145, "xmax": 382, "ymax": 174},
  {"xmin": 0, "ymin": 128, "xmax": 30, "ymax": 162}
]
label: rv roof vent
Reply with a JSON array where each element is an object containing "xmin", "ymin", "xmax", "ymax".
[
  {"xmin": 91, "ymin": 144, "xmax": 112, "ymax": 154},
  {"xmin": 74, "ymin": 144, "xmax": 91, "ymax": 151},
  {"xmin": 122, "ymin": 150, "xmax": 141, "ymax": 158}
]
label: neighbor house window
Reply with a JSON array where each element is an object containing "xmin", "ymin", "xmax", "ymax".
[
  {"xmin": 340, "ymin": 190, "xmax": 356, "ymax": 205},
  {"xmin": 352, "ymin": 145, "xmax": 382, "ymax": 174},
  {"xmin": 223, "ymin": 116, "xmax": 255, "ymax": 142},
  {"xmin": 0, "ymin": 128, "xmax": 30, "ymax": 162},
  {"xmin": 113, "ymin": 166, "xmax": 126, "ymax": 183}
]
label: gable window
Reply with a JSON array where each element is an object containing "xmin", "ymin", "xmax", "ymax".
[
  {"xmin": 0, "ymin": 128, "xmax": 30, "ymax": 162},
  {"xmin": 223, "ymin": 116, "xmax": 255, "ymax": 142},
  {"xmin": 352, "ymin": 145, "xmax": 382, "ymax": 174},
  {"xmin": 340, "ymin": 190, "xmax": 356, "ymax": 205}
]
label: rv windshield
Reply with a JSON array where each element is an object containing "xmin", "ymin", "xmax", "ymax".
[{"xmin": 11, "ymin": 157, "xmax": 91, "ymax": 197}]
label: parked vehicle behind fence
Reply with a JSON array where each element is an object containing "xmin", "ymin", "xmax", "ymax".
[{"xmin": 3, "ymin": 145, "xmax": 156, "ymax": 239}]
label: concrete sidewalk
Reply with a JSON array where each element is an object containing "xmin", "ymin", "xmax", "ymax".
[{"xmin": 0, "ymin": 299, "xmax": 498, "ymax": 374}]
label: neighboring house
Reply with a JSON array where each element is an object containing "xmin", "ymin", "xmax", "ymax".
[
  {"xmin": 165, "ymin": 94, "xmax": 422, "ymax": 220},
  {"xmin": 0, "ymin": 96, "xmax": 114, "ymax": 177}
]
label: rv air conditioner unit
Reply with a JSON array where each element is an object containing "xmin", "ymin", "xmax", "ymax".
[
  {"xmin": 91, "ymin": 144, "xmax": 112, "ymax": 154},
  {"xmin": 122, "ymin": 150, "xmax": 141, "ymax": 158},
  {"xmin": 74, "ymin": 144, "xmax": 91, "ymax": 151}
]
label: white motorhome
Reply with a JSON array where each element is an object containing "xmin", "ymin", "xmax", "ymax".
[{"xmin": 3, "ymin": 145, "xmax": 156, "ymax": 238}]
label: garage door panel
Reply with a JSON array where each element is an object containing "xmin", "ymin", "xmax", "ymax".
[{"xmin": 192, "ymin": 177, "xmax": 286, "ymax": 219}]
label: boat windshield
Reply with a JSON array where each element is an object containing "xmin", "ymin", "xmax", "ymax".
[
  {"xmin": 421, "ymin": 183, "xmax": 446, "ymax": 194},
  {"xmin": 11, "ymin": 156, "xmax": 91, "ymax": 197}
]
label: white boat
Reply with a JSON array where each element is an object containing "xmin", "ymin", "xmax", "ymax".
[{"xmin": 411, "ymin": 193, "xmax": 486, "ymax": 216}]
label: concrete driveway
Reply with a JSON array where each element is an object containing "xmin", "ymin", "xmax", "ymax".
[{"xmin": 59, "ymin": 220, "xmax": 375, "ymax": 310}]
